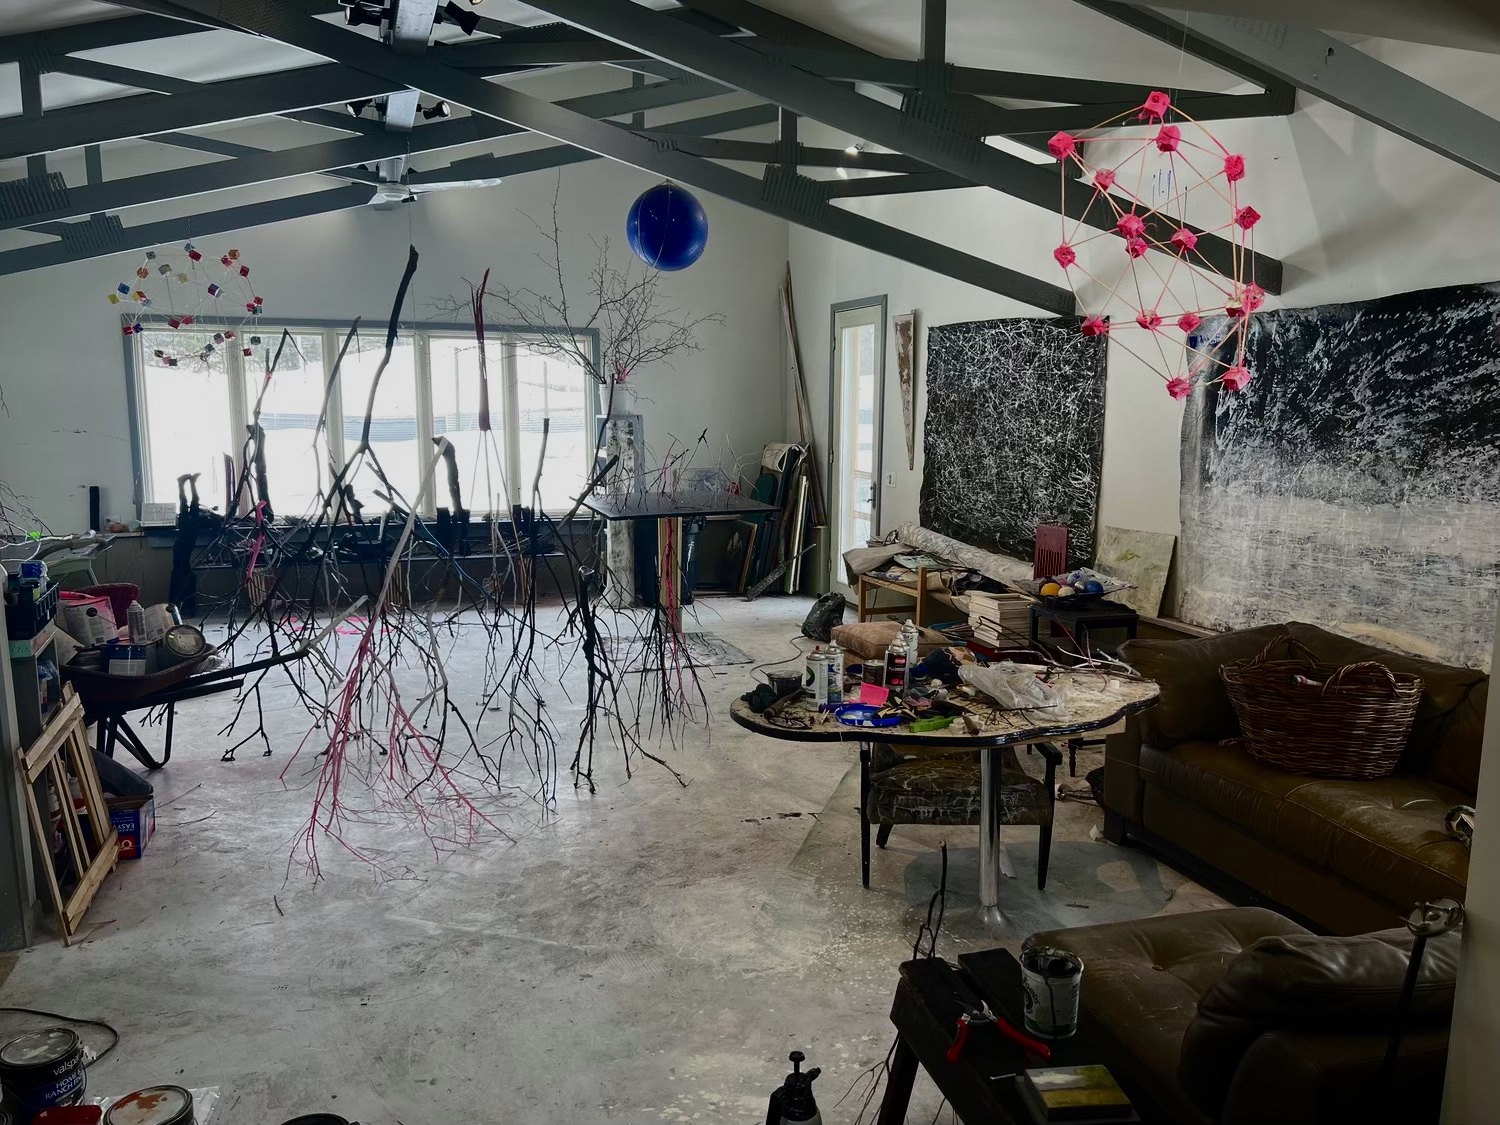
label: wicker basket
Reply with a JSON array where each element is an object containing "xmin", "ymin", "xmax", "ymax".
[{"xmin": 1220, "ymin": 635, "xmax": 1423, "ymax": 779}]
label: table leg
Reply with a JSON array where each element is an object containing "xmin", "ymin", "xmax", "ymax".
[
  {"xmin": 876, "ymin": 1037, "xmax": 920, "ymax": 1125},
  {"xmin": 979, "ymin": 749, "xmax": 1009, "ymax": 926}
]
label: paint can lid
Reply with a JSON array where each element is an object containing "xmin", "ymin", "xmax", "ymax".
[
  {"xmin": 162, "ymin": 625, "xmax": 206, "ymax": 658},
  {"xmin": 104, "ymin": 1085, "xmax": 195, "ymax": 1125},
  {"xmin": 277, "ymin": 1117, "xmax": 350, "ymax": 1125},
  {"xmin": 0, "ymin": 1028, "xmax": 81, "ymax": 1075}
]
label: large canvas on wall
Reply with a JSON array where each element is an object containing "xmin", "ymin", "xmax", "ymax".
[
  {"xmin": 920, "ymin": 317, "xmax": 1107, "ymax": 566},
  {"xmin": 1180, "ymin": 281, "xmax": 1500, "ymax": 669}
]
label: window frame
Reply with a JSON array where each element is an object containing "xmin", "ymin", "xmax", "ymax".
[{"xmin": 123, "ymin": 313, "xmax": 601, "ymax": 523}]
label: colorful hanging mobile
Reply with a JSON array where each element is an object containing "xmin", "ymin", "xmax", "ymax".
[
  {"xmin": 109, "ymin": 243, "xmax": 267, "ymax": 366},
  {"xmin": 1049, "ymin": 90, "xmax": 1263, "ymax": 398}
]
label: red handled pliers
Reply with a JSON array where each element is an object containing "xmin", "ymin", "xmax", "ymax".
[{"xmin": 946, "ymin": 1000, "xmax": 1053, "ymax": 1064}]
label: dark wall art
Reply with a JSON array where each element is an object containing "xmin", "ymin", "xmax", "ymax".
[
  {"xmin": 1180, "ymin": 281, "xmax": 1500, "ymax": 669},
  {"xmin": 920, "ymin": 316, "xmax": 1107, "ymax": 566}
]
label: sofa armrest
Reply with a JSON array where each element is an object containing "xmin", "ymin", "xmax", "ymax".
[
  {"xmin": 1221, "ymin": 1026, "xmax": 1447, "ymax": 1124},
  {"xmin": 1102, "ymin": 714, "xmax": 1146, "ymax": 824}
]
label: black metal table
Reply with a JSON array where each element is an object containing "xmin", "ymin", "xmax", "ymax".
[{"xmin": 1029, "ymin": 599, "xmax": 1139, "ymax": 654}]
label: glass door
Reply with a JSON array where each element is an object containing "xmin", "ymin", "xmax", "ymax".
[{"xmin": 829, "ymin": 298, "xmax": 886, "ymax": 597}]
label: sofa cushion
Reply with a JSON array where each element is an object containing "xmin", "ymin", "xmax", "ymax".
[
  {"xmin": 1031, "ymin": 908, "xmax": 1308, "ymax": 1125},
  {"xmin": 1286, "ymin": 622, "xmax": 1486, "ymax": 788},
  {"xmin": 1428, "ymin": 677, "xmax": 1486, "ymax": 797},
  {"xmin": 1277, "ymin": 778, "xmax": 1470, "ymax": 908},
  {"xmin": 1120, "ymin": 624, "xmax": 1290, "ymax": 748},
  {"xmin": 1140, "ymin": 741, "xmax": 1308, "ymax": 846},
  {"xmin": 1179, "ymin": 925, "xmax": 1460, "ymax": 1118},
  {"xmin": 830, "ymin": 620, "xmax": 947, "ymax": 662}
]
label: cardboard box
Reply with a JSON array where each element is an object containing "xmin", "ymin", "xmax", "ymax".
[{"xmin": 107, "ymin": 795, "xmax": 155, "ymax": 860}]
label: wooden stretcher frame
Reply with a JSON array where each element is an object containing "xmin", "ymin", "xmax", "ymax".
[{"xmin": 20, "ymin": 686, "xmax": 117, "ymax": 945}]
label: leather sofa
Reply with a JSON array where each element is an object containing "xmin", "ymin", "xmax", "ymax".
[
  {"xmin": 1104, "ymin": 622, "xmax": 1483, "ymax": 934},
  {"xmin": 1029, "ymin": 907, "xmax": 1458, "ymax": 1124}
]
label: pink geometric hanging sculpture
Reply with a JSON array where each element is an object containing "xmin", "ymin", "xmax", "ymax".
[{"xmin": 1050, "ymin": 90, "xmax": 1265, "ymax": 397}]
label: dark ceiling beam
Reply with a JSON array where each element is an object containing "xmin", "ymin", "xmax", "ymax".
[
  {"xmin": 406, "ymin": 102, "xmax": 778, "ymax": 185},
  {"xmin": 633, "ymin": 134, "xmax": 931, "ymax": 172},
  {"xmin": 134, "ymin": 0, "xmax": 1076, "ymax": 314},
  {"xmin": 0, "ymin": 185, "xmax": 374, "ymax": 277},
  {"xmin": 45, "ymin": 56, "xmax": 201, "ymax": 95},
  {"xmin": 1076, "ymin": 0, "xmax": 1500, "ymax": 184},
  {"xmin": 0, "ymin": 65, "xmax": 393, "ymax": 161},
  {"xmin": 824, "ymin": 172, "xmax": 972, "ymax": 198},
  {"xmin": 0, "ymin": 14, "xmax": 194, "ymax": 63},
  {"xmin": 978, "ymin": 87, "xmax": 1296, "ymax": 137},
  {"xmin": 520, "ymin": 0, "xmax": 1280, "ymax": 292},
  {"xmin": 2, "ymin": 77, "xmax": 736, "ymax": 230}
]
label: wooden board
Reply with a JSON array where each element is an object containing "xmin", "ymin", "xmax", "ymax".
[{"xmin": 1094, "ymin": 525, "xmax": 1176, "ymax": 618}]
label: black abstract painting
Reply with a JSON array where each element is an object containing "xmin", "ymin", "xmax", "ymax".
[
  {"xmin": 920, "ymin": 316, "xmax": 1107, "ymax": 566},
  {"xmin": 1180, "ymin": 281, "xmax": 1500, "ymax": 669}
]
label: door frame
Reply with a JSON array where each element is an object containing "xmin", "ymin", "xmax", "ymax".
[{"xmin": 827, "ymin": 295, "xmax": 888, "ymax": 596}]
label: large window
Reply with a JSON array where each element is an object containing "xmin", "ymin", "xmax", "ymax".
[{"xmin": 128, "ymin": 320, "xmax": 596, "ymax": 521}]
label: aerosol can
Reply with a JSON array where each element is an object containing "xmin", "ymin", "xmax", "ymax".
[{"xmin": 765, "ymin": 1051, "xmax": 822, "ymax": 1125}]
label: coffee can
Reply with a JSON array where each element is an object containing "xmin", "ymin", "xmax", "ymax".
[
  {"xmin": 103, "ymin": 1084, "xmax": 195, "ymax": 1125},
  {"xmin": 1019, "ymin": 945, "xmax": 1084, "ymax": 1039}
]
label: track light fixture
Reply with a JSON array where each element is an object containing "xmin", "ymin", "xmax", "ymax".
[
  {"xmin": 347, "ymin": 99, "xmax": 374, "ymax": 118},
  {"xmin": 437, "ymin": 0, "xmax": 481, "ymax": 35},
  {"xmin": 421, "ymin": 101, "xmax": 452, "ymax": 120},
  {"xmin": 342, "ymin": 1, "xmax": 386, "ymax": 28}
]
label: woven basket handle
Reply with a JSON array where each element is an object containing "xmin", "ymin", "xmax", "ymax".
[
  {"xmin": 1323, "ymin": 661, "xmax": 1400, "ymax": 697},
  {"xmin": 1248, "ymin": 634, "xmax": 1321, "ymax": 670}
]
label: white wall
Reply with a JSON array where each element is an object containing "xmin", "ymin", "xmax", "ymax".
[
  {"xmin": 789, "ymin": 39, "xmax": 1500, "ymax": 553},
  {"xmin": 0, "ymin": 158, "xmax": 790, "ymax": 530}
]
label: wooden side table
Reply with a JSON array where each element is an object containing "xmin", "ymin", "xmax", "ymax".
[{"xmin": 1029, "ymin": 599, "xmax": 1139, "ymax": 655}]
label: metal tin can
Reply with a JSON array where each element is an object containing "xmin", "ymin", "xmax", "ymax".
[
  {"xmin": 104, "ymin": 1084, "xmax": 196, "ymax": 1125},
  {"xmin": 157, "ymin": 625, "xmax": 207, "ymax": 669},
  {"xmin": 107, "ymin": 643, "xmax": 148, "ymax": 677},
  {"xmin": 0, "ymin": 1028, "xmax": 86, "ymax": 1116},
  {"xmin": 805, "ymin": 648, "xmax": 828, "ymax": 708},
  {"xmin": 1019, "ymin": 946, "xmax": 1085, "ymax": 1039}
]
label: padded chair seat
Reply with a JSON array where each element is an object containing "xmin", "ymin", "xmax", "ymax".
[
  {"xmin": 865, "ymin": 745, "xmax": 1049, "ymax": 827},
  {"xmin": 1141, "ymin": 741, "xmax": 1470, "ymax": 908},
  {"xmin": 1031, "ymin": 907, "xmax": 1309, "ymax": 1125}
]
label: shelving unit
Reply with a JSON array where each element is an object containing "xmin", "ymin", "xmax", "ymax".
[{"xmin": 6, "ymin": 622, "xmax": 60, "ymax": 748}]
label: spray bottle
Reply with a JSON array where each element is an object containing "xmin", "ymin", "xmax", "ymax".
[{"xmin": 765, "ymin": 1051, "xmax": 822, "ymax": 1125}]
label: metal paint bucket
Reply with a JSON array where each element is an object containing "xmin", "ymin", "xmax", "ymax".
[
  {"xmin": 103, "ymin": 1084, "xmax": 195, "ymax": 1125},
  {"xmin": 0, "ymin": 1028, "xmax": 86, "ymax": 1116},
  {"xmin": 156, "ymin": 625, "xmax": 207, "ymax": 669},
  {"xmin": 277, "ymin": 1116, "xmax": 351, "ymax": 1125},
  {"xmin": 1019, "ymin": 946, "xmax": 1084, "ymax": 1039}
]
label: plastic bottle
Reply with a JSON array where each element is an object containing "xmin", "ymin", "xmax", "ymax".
[
  {"xmin": 824, "ymin": 640, "xmax": 844, "ymax": 707},
  {"xmin": 127, "ymin": 600, "xmax": 148, "ymax": 643},
  {"xmin": 902, "ymin": 619, "xmax": 920, "ymax": 680}
]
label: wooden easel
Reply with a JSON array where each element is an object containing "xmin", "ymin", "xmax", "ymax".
[{"xmin": 20, "ymin": 686, "xmax": 117, "ymax": 945}]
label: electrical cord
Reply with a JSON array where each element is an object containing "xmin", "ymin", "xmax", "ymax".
[
  {"xmin": 749, "ymin": 632, "xmax": 812, "ymax": 683},
  {"xmin": 0, "ymin": 1007, "xmax": 120, "ymax": 1067}
]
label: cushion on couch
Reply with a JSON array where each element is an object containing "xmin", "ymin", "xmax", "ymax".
[
  {"xmin": 1179, "ymin": 925, "xmax": 1460, "ymax": 1118},
  {"xmin": 1286, "ymin": 622, "xmax": 1486, "ymax": 787},
  {"xmin": 1031, "ymin": 908, "xmax": 1308, "ymax": 1125},
  {"xmin": 1119, "ymin": 624, "xmax": 1289, "ymax": 748},
  {"xmin": 1142, "ymin": 740, "xmax": 1470, "ymax": 910}
]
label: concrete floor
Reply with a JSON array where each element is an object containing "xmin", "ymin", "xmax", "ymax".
[{"xmin": 1, "ymin": 598, "xmax": 1220, "ymax": 1123}]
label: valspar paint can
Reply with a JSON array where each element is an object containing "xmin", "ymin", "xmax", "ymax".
[
  {"xmin": 0, "ymin": 1028, "xmax": 86, "ymax": 1116},
  {"xmin": 1019, "ymin": 946, "xmax": 1084, "ymax": 1039}
]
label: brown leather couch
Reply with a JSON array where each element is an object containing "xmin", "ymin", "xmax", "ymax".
[
  {"xmin": 1105, "ymin": 622, "xmax": 1483, "ymax": 934},
  {"xmin": 1030, "ymin": 907, "xmax": 1458, "ymax": 1124}
]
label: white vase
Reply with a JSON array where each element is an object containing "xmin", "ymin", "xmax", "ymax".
[{"xmin": 607, "ymin": 382, "xmax": 635, "ymax": 416}]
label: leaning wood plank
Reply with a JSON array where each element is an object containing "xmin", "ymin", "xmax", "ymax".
[
  {"xmin": 21, "ymin": 774, "xmax": 67, "ymax": 940},
  {"xmin": 23, "ymin": 693, "xmax": 83, "ymax": 781},
  {"xmin": 781, "ymin": 265, "xmax": 828, "ymax": 527},
  {"xmin": 64, "ymin": 839, "xmax": 117, "ymax": 939}
]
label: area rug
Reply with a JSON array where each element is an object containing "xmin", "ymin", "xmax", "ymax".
[{"xmin": 605, "ymin": 630, "xmax": 754, "ymax": 672}]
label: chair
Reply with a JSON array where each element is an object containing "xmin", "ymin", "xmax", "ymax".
[
  {"xmin": 1033, "ymin": 523, "xmax": 1068, "ymax": 579},
  {"xmin": 859, "ymin": 742, "xmax": 1056, "ymax": 890}
]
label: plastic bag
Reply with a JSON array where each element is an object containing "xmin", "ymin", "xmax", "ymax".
[
  {"xmin": 959, "ymin": 664, "xmax": 1061, "ymax": 710},
  {"xmin": 801, "ymin": 592, "xmax": 846, "ymax": 641}
]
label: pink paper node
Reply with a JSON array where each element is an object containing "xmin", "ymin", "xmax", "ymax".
[
  {"xmin": 1047, "ymin": 131, "xmax": 1078, "ymax": 161},
  {"xmin": 1222, "ymin": 365, "xmax": 1252, "ymax": 392},
  {"xmin": 1166, "ymin": 376, "xmax": 1193, "ymax": 399}
]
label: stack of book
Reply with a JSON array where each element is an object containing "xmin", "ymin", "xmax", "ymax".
[
  {"xmin": 1018, "ymin": 1065, "xmax": 1138, "ymax": 1124},
  {"xmin": 963, "ymin": 591, "xmax": 1032, "ymax": 649}
]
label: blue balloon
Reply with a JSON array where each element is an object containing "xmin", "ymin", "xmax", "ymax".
[{"xmin": 626, "ymin": 183, "xmax": 709, "ymax": 271}]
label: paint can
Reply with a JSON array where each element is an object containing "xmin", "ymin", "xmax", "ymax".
[
  {"xmin": 277, "ymin": 1116, "xmax": 351, "ymax": 1125},
  {"xmin": 1019, "ymin": 946, "xmax": 1084, "ymax": 1039},
  {"xmin": 106, "ymin": 644, "xmax": 148, "ymax": 677},
  {"xmin": 103, "ymin": 1084, "xmax": 195, "ymax": 1125},
  {"xmin": 155, "ymin": 625, "xmax": 206, "ymax": 669},
  {"xmin": 0, "ymin": 1028, "xmax": 87, "ymax": 1116}
]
